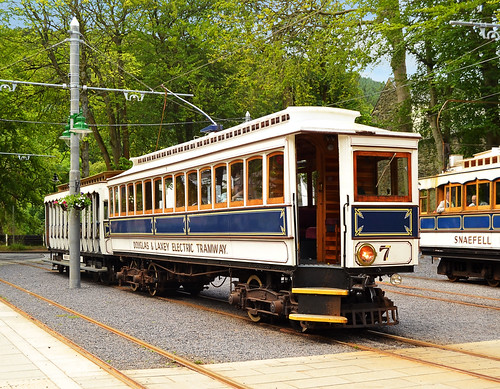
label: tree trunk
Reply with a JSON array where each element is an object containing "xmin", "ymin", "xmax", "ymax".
[
  {"xmin": 423, "ymin": 41, "xmax": 444, "ymax": 171},
  {"xmin": 384, "ymin": 0, "xmax": 413, "ymax": 133}
]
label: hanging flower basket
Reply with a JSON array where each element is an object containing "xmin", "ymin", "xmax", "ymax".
[
  {"xmin": 61, "ymin": 193, "xmax": 91, "ymax": 211},
  {"xmin": 55, "ymin": 200, "xmax": 68, "ymax": 211}
]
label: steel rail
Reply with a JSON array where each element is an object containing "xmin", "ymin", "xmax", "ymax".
[
  {"xmin": 171, "ymin": 292, "xmax": 500, "ymax": 382},
  {"xmin": 318, "ymin": 335, "xmax": 500, "ymax": 384},
  {"xmin": 5, "ymin": 261, "xmax": 500, "ymax": 384},
  {"xmin": 0, "ymin": 278, "xmax": 250, "ymax": 389},
  {"xmin": 0, "ymin": 296, "xmax": 146, "ymax": 389},
  {"xmin": 153, "ymin": 289, "xmax": 500, "ymax": 371},
  {"xmin": 367, "ymin": 330, "xmax": 500, "ymax": 363},
  {"xmin": 380, "ymin": 281, "xmax": 500, "ymax": 302},
  {"xmin": 381, "ymin": 285, "xmax": 500, "ymax": 311}
]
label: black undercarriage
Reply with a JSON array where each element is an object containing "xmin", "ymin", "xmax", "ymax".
[{"xmin": 46, "ymin": 250, "xmax": 401, "ymax": 329}]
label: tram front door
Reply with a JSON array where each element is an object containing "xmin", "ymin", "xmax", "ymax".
[{"xmin": 296, "ymin": 134, "xmax": 341, "ymax": 265}]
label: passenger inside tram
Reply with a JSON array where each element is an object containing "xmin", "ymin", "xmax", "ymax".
[{"xmin": 436, "ymin": 191, "xmax": 450, "ymax": 213}]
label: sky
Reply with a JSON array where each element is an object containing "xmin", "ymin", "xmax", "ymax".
[{"xmin": 361, "ymin": 54, "xmax": 418, "ymax": 83}]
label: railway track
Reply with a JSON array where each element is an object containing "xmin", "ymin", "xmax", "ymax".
[
  {"xmin": 0, "ymin": 276, "xmax": 250, "ymax": 389},
  {"xmin": 2, "ymin": 259, "xmax": 500, "ymax": 385},
  {"xmin": 380, "ymin": 281, "xmax": 500, "ymax": 311},
  {"xmin": 189, "ymin": 292, "xmax": 500, "ymax": 361},
  {"xmin": 0, "ymin": 296, "xmax": 148, "ymax": 389}
]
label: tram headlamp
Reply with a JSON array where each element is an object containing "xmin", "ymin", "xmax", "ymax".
[
  {"xmin": 390, "ymin": 273, "xmax": 402, "ymax": 285},
  {"xmin": 356, "ymin": 243, "xmax": 377, "ymax": 266}
]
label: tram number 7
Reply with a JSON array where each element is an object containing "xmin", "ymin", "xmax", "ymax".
[{"xmin": 379, "ymin": 245, "xmax": 391, "ymax": 261}]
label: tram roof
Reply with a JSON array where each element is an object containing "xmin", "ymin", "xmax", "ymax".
[
  {"xmin": 110, "ymin": 106, "xmax": 420, "ymax": 183},
  {"xmin": 419, "ymin": 147, "xmax": 500, "ymax": 189}
]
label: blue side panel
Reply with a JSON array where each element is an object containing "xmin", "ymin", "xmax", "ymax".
[
  {"xmin": 352, "ymin": 207, "xmax": 418, "ymax": 237},
  {"xmin": 188, "ymin": 208, "xmax": 286, "ymax": 236},
  {"xmin": 155, "ymin": 216, "xmax": 186, "ymax": 235},
  {"xmin": 420, "ymin": 217, "xmax": 436, "ymax": 230},
  {"xmin": 493, "ymin": 215, "xmax": 500, "ymax": 229},
  {"xmin": 111, "ymin": 218, "xmax": 153, "ymax": 235},
  {"xmin": 463, "ymin": 215, "xmax": 490, "ymax": 229},
  {"xmin": 437, "ymin": 216, "xmax": 461, "ymax": 230}
]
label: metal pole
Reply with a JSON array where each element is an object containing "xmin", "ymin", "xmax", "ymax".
[{"xmin": 69, "ymin": 17, "xmax": 81, "ymax": 289}]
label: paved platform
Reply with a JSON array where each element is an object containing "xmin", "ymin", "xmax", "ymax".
[{"xmin": 1, "ymin": 299, "xmax": 499, "ymax": 389}]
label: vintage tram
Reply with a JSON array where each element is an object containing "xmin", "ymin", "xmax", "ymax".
[
  {"xmin": 419, "ymin": 148, "xmax": 500, "ymax": 287},
  {"xmin": 45, "ymin": 106, "xmax": 420, "ymax": 329}
]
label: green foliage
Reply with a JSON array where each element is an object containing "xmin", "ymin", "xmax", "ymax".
[
  {"xmin": 359, "ymin": 77, "xmax": 385, "ymax": 108},
  {"xmin": 4, "ymin": 0, "xmax": 496, "ymax": 225},
  {"xmin": 117, "ymin": 157, "xmax": 133, "ymax": 170},
  {"xmin": 407, "ymin": 0, "xmax": 499, "ymax": 170}
]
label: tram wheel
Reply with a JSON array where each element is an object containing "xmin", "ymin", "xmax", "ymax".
[
  {"xmin": 447, "ymin": 275, "xmax": 460, "ymax": 282},
  {"xmin": 247, "ymin": 274, "xmax": 263, "ymax": 322},
  {"xmin": 147, "ymin": 263, "xmax": 161, "ymax": 296},
  {"xmin": 486, "ymin": 279, "xmax": 499, "ymax": 287}
]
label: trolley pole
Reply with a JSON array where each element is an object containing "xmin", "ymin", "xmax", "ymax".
[{"xmin": 68, "ymin": 17, "xmax": 81, "ymax": 289}]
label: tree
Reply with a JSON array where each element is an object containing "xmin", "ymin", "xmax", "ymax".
[{"xmin": 407, "ymin": 0, "xmax": 499, "ymax": 173}]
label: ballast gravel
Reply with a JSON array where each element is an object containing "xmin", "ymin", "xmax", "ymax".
[{"xmin": 0, "ymin": 253, "xmax": 499, "ymax": 370}]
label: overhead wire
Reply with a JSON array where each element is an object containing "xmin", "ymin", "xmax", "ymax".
[
  {"xmin": 1, "ymin": 7, "xmax": 497, "ymax": 133},
  {"xmin": 330, "ymin": 39, "xmax": 499, "ymax": 108},
  {"xmin": 0, "ymin": 117, "xmax": 246, "ymax": 127}
]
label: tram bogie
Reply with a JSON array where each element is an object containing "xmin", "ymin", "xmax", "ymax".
[{"xmin": 45, "ymin": 106, "xmax": 420, "ymax": 328}]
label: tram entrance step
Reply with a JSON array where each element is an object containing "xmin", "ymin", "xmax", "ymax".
[
  {"xmin": 289, "ymin": 313, "xmax": 347, "ymax": 324},
  {"xmin": 292, "ymin": 287, "xmax": 348, "ymax": 296}
]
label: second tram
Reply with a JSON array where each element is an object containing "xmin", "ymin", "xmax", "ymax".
[{"xmin": 419, "ymin": 148, "xmax": 500, "ymax": 286}]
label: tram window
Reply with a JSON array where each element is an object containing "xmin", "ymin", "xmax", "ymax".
[
  {"xmin": 466, "ymin": 184, "xmax": 476, "ymax": 207},
  {"xmin": 478, "ymin": 182, "xmax": 490, "ymax": 206},
  {"xmin": 175, "ymin": 174, "xmax": 186, "ymax": 211},
  {"xmin": 495, "ymin": 181, "xmax": 500, "ymax": 207},
  {"xmin": 103, "ymin": 200, "xmax": 109, "ymax": 221},
  {"xmin": 297, "ymin": 172, "xmax": 308, "ymax": 207},
  {"xmin": 113, "ymin": 186, "xmax": 119, "ymax": 216},
  {"xmin": 95, "ymin": 197, "xmax": 100, "ymax": 238},
  {"xmin": 144, "ymin": 180, "xmax": 152, "ymax": 213},
  {"xmin": 354, "ymin": 151, "xmax": 411, "ymax": 202},
  {"xmin": 419, "ymin": 189, "xmax": 428, "ymax": 214},
  {"xmin": 215, "ymin": 164, "xmax": 227, "ymax": 207},
  {"xmin": 230, "ymin": 161, "xmax": 244, "ymax": 205},
  {"xmin": 108, "ymin": 189, "xmax": 113, "ymax": 217},
  {"xmin": 120, "ymin": 185, "xmax": 126, "ymax": 216},
  {"xmin": 200, "ymin": 168, "xmax": 212, "ymax": 209},
  {"xmin": 135, "ymin": 182, "xmax": 143, "ymax": 213},
  {"xmin": 268, "ymin": 152, "xmax": 284, "ymax": 203},
  {"xmin": 164, "ymin": 175, "xmax": 174, "ymax": 212},
  {"xmin": 187, "ymin": 171, "xmax": 198, "ymax": 209},
  {"xmin": 154, "ymin": 178, "xmax": 163, "ymax": 212},
  {"xmin": 450, "ymin": 185, "xmax": 462, "ymax": 209},
  {"xmin": 312, "ymin": 171, "xmax": 318, "ymax": 206},
  {"xmin": 429, "ymin": 188, "xmax": 436, "ymax": 211},
  {"xmin": 127, "ymin": 183, "xmax": 134, "ymax": 214},
  {"xmin": 247, "ymin": 157, "xmax": 263, "ymax": 205}
]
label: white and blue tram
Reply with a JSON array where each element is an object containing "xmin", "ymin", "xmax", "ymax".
[
  {"xmin": 45, "ymin": 106, "xmax": 420, "ymax": 329},
  {"xmin": 419, "ymin": 148, "xmax": 500, "ymax": 287}
]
